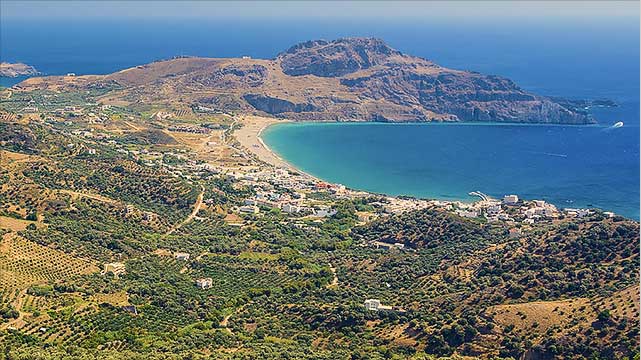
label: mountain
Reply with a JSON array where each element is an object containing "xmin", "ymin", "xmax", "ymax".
[{"xmin": 17, "ymin": 38, "xmax": 594, "ymax": 124}]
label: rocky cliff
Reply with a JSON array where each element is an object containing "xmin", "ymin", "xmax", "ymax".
[
  {"xmin": 16, "ymin": 38, "xmax": 595, "ymax": 124},
  {"xmin": 270, "ymin": 38, "xmax": 592, "ymax": 123}
]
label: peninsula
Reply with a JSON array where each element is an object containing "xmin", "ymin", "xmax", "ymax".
[
  {"xmin": 0, "ymin": 62, "xmax": 39, "ymax": 78},
  {"xmin": 16, "ymin": 38, "xmax": 594, "ymax": 124}
]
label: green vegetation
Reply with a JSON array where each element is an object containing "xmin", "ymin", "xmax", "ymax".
[{"xmin": 0, "ymin": 88, "xmax": 638, "ymax": 359}]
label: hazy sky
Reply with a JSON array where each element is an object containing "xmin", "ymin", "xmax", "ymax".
[{"xmin": 2, "ymin": 1, "xmax": 639, "ymax": 20}]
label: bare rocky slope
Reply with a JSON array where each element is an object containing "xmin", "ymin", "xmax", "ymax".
[
  {"xmin": 17, "ymin": 38, "xmax": 595, "ymax": 124},
  {"xmin": 0, "ymin": 62, "xmax": 39, "ymax": 78}
]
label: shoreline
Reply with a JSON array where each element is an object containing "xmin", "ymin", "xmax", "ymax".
[
  {"xmin": 234, "ymin": 116, "xmax": 322, "ymax": 182},
  {"xmin": 237, "ymin": 117, "xmax": 484, "ymax": 204},
  {"xmin": 234, "ymin": 117, "xmax": 637, "ymax": 220}
]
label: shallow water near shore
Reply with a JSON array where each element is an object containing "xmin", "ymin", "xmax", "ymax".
[
  {"xmin": 2, "ymin": 17, "xmax": 638, "ymax": 218},
  {"xmin": 263, "ymin": 106, "xmax": 640, "ymax": 219}
]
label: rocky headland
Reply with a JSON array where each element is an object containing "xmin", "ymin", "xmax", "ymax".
[
  {"xmin": 16, "ymin": 38, "xmax": 595, "ymax": 124},
  {"xmin": 1, "ymin": 62, "xmax": 39, "ymax": 78}
]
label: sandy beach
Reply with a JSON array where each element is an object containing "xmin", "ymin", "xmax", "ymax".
[{"xmin": 234, "ymin": 115, "xmax": 296, "ymax": 170}]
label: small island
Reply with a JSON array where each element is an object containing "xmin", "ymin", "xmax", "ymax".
[{"xmin": 0, "ymin": 62, "xmax": 39, "ymax": 77}]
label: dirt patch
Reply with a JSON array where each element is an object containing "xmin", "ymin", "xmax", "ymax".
[{"xmin": 0, "ymin": 216, "xmax": 45, "ymax": 231}]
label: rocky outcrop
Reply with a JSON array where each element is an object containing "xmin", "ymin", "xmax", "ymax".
[
  {"xmin": 278, "ymin": 38, "xmax": 403, "ymax": 77},
  {"xmin": 0, "ymin": 62, "xmax": 39, "ymax": 77},
  {"xmin": 243, "ymin": 94, "xmax": 319, "ymax": 114},
  {"xmin": 268, "ymin": 38, "xmax": 594, "ymax": 124}
]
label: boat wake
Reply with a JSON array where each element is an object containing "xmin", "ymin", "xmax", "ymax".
[
  {"xmin": 529, "ymin": 151, "xmax": 568, "ymax": 158},
  {"xmin": 603, "ymin": 121, "xmax": 624, "ymax": 132}
]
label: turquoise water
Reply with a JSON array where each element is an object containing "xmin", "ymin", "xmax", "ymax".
[
  {"xmin": 263, "ymin": 115, "xmax": 640, "ymax": 219},
  {"xmin": 1, "ymin": 16, "xmax": 639, "ymax": 218}
]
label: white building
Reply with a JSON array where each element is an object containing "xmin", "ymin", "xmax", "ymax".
[
  {"xmin": 533, "ymin": 200, "xmax": 546, "ymax": 208},
  {"xmin": 314, "ymin": 208, "xmax": 337, "ymax": 217},
  {"xmin": 577, "ymin": 209, "xmax": 591, "ymax": 218},
  {"xmin": 456, "ymin": 210, "xmax": 478, "ymax": 219},
  {"xmin": 239, "ymin": 205, "xmax": 260, "ymax": 214},
  {"xmin": 175, "ymin": 252, "xmax": 190, "ymax": 261},
  {"xmin": 196, "ymin": 278, "xmax": 213, "ymax": 289},
  {"xmin": 503, "ymin": 195, "xmax": 519, "ymax": 205},
  {"xmin": 364, "ymin": 299, "xmax": 381, "ymax": 311}
]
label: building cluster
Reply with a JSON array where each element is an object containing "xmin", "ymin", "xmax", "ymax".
[
  {"xmin": 437, "ymin": 193, "xmax": 598, "ymax": 226},
  {"xmin": 167, "ymin": 125, "xmax": 210, "ymax": 134},
  {"xmin": 217, "ymin": 167, "xmax": 346, "ymax": 219}
]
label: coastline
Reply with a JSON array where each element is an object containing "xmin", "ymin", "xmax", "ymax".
[
  {"xmin": 235, "ymin": 116, "xmax": 322, "ymax": 182},
  {"xmin": 234, "ymin": 118, "xmax": 638, "ymax": 220}
]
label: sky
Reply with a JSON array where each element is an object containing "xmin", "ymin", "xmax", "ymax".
[{"xmin": 2, "ymin": 1, "xmax": 639, "ymax": 21}]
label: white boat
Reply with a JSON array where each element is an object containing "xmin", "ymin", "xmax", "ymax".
[{"xmin": 613, "ymin": 121, "xmax": 624, "ymax": 128}]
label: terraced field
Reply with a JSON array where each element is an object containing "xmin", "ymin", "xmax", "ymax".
[{"xmin": 0, "ymin": 233, "xmax": 98, "ymax": 289}]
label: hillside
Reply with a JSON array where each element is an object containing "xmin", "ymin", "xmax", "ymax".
[
  {"xmin": 16, "ymin": 38, "xmax": 595, "ymax": 124},
  {"xmin": 352, "ymin": 208, "xmax": 639, "ymax": 358},
  {"xmin": 0, "ymin": 99, "xmax": 637, "ymax": 359}
]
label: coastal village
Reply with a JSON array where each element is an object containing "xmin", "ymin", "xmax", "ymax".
[
  {"xmin": 0, "ymin": 55, "xmax": 637, "ymax": 359},
  {"xmin": 2, "ymin": 90, "xmax": 609, "ymax": 243}
]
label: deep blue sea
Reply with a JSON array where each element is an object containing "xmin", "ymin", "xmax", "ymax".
[{"xmin": 1, "ymin": 17, "xmax": 639, "ymax": 218}]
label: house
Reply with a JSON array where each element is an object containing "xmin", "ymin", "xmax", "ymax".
[
  {"xmin": 175, "ymin": 252, "xmax": 190, "ymax": 261},
  {"xmin": 282, "ymin": 203, "xmax": 301, "ymax": 214},
  {"xmin": 196, "ymin": 278, "xmax": 213, "ymax": 289},
  {"xmin": 533, "ymin": 200, "xmax": 546, "ymax": 208},
  {"xmin": 576, "ymin": 209, "xmax": 591, "ymax": 218},
  {"xmin": 104, "ymin": 262, "xmax": 126, "ymax": 276},
  {"xmin": 364, "ymin": 299, "xmax": 381, "ymax": 311},
  {"xmin": 239, "ymin": 205, "xmax": 260, "ymax": 214},
  {"xmin": 456, "ymin": 210, "xmax": 478, "ymax": 218},
  {"xmin": 364, "ymin": 299, "xmax": 393, "ymax": 311},
  {"xmin": 314, "ymin": 205, "xmax": 337, "ymax": 217},
  {"xmin": 121, "ymin": 305, "xmax": 138, "ymax": 315},
  {"xmin": 503, "ymin": 195, "xmax": 519, "ymax": 205}
]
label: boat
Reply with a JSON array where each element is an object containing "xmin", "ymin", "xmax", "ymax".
[{"xmin": 613, "ymin": 121, "xmax": 624, "ymax": 128}]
